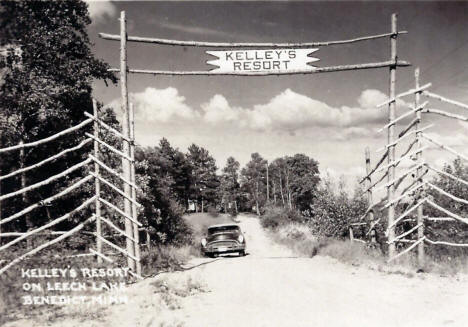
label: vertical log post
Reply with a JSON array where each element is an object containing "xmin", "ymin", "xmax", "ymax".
[
  {"xmin": 20, "ymin": 141, "xmax": 32, "ymax": 249},
  {"xmin": 266, "ymin": 162, "xmax": 269, "ymax": 203},
  {"xmin": 349, "ymin": 227, "xmax": 354, "ymax": 242},
  {"xmin": 129, "ymin": 103, "xmax": 141, "ymax": 275},
  {"xmin": 0, "ymin": 130, "xmax": 2, "ymax": 244},
  {"xmin": 387, "ymin": 13, "xmax": 398, "ymax": 259},
  {"xmin": 365, "ymin": 147, "xmax": 377, "ymax": 245},
  {"xmin": 120, "ymin": 10, "xmax": 136, "ymax": 271},
  {"xmin": 93, "ymin": 99, "xmax": 102, "ymax": 263},
  {"xmin": 414, "ymin": 68, "xmax": 425, "ymax": 269}
]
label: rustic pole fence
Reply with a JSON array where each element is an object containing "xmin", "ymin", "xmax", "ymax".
[{"xmin": 0, "ymin": 108, "xmax": 143, "ymax": 275}]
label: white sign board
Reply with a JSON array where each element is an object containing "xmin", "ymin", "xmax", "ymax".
[{"xmin": 206, "ymin": 49, "xmax": 319, "ymax": 73}]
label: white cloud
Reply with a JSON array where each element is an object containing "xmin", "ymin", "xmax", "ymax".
[
  {"xmin": 201, "ymin": 88, "xmax": 386, "ymax": 132},
  {"xmin": 85, "ymin": 0, "xmax": 117, "ymax": 24},
  {"xmin": 358, "ymin": 89, "xmax": 388, "ymax": 109},
  {"xmin": 108, "ymin": 87, "xmax": 399, "ymax": 141},
  {"xmin": 202, "ymin": 94, "xmax": 240, "ymax": 123},
  {"xmin": 131, "ymin": 87, "xmax": 199, "ymax": 123}
]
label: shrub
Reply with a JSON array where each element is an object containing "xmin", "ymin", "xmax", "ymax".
[
  {"xmin": 261, "ymin": 205, "xmax": 304, "ymax": 229},
  {"xmin": 140, "ymin": 246, "xmax": 191, "ymax": 276}
]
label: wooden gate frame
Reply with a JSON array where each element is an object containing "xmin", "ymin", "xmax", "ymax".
[{"xmin": 100, "ymin": 12, "xmax": 410, "ymax": 262}]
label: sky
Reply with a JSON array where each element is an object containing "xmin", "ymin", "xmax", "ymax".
[{"xmin": 85, "ymin": 1, "xmax": 468, "ymax": 194}]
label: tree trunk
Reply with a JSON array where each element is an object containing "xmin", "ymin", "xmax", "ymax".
[
  {"xmin": 255, "ymin": 181, "xmax": 260, "ymax": 215},
  {"xmin": 279, "ymin": 175, "xmax": 285, "ymax": 207},
  {"xmin": 285, "ymin": 171, "xmax": 292, "ymax": 210},
  {"xmin": 272, "ymin": 181, "xmax": 277, "ymax": 205},
  {"xmin": 146, "ymin": 229, "xmax": 151, "ymax": 250},
  {"xmin": 266, "ymin": 163, "xmax": 269, "ymax": 203}
]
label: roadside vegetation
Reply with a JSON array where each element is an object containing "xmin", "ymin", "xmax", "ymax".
[{"xmin": 260, "ymin": 163, "xmax": 468, "ymax": 276}]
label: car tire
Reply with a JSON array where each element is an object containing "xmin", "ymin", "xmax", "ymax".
[{"xmin": 239, "ymin": 250, "xmax": 245, "ymax": 257}]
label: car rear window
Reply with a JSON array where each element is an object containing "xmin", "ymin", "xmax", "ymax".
[{"xmin": 208, "ymin": 226, "xmax": 240, "ymax": 234}]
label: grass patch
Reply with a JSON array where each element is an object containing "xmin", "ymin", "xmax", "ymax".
[
  {"xmin": 268, "ymin": 222, "xmax": 468, "ymax": 277},
  {"xmin": 141, "ymin": 245, "xmax": 192, "ymax": 276}
]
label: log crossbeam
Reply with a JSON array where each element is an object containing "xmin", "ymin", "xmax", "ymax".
[
  {"xmin": 0, "ymin": 119, "xmax": 92, "ymax": 153},
  {"xmin": 99, "ymin": 31, "xmax": 408, "ymax": 48},
  {"xmin": 377, "ymin": 83, "xmax": 432, "ymax": 108}
]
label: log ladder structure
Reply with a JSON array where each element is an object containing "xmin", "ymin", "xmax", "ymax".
[
  {"xmin": 1, "ymin": 11, "xmax": 410, "ymax": 276},
  {"xmin": 356, "ymin": 67, "xmax": 468, "ymax": 267},
  {"xmin": 0, "ymin": 98, "xmax": 142, "ymax": 277}
]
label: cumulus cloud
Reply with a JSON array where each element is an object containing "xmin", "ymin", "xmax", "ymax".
[
  {"xmin": 85, "ymin": 0, "xmax": 117, "ymax": 24},
  {"xmin": 202, "ymin": 94, "xmax": 240, "ymax": 123},
  {"xmin": 358, "ymin": 89, "xmax": 388, "ymax": 109},
  {"xmin": 202, "ymin": 88, "xmax": 386, "ymax": 132},
  {"xmin": 108, "ymin": 87, "xmax": 397, "ymax": 140},
  {"xmin": 130, "ymin": 87, "xmax": 199, "ymax": 123}
]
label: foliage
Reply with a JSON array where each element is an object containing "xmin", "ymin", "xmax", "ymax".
[
  {"xmin": 270, "ymin": 154, "xmax": 321, "ymax": 211},
  {"xmin": 0, "ymin": 0, "xmax": 116, "ymax": 235},
  {"xmin": 135, "ymin": 142, "xmax": 193, "ymax": 246},
  {"xmin": 306, "ymin": 177, "xmax": 367, "ymax": 238},
  {"xmin": 186, "ymin": 144, "xmax": 220, "ymax": 210},
  {"xmin": 424, "ymin": 158, "xmax": 468, "ymax": 257},
  {"xmin": 240, "ymin": 153, "xmax": 267, "ymax": 215},
  {"xmin": 219, "ymin": 156, "xmax": 240, "ymax": 214},
  {"xmin": 261, "ymin": 205, "xmax": 304, "ymax": 229}
]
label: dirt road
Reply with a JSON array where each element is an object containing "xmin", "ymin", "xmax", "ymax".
[
  {"xmin": 5, "ymin": 214, "xmax": 468, "ymax": 327},
  {"xmin": 162, "ymin": 215, "xmax": 468, "ymax": 327}
]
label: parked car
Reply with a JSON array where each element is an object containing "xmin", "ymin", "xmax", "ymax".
[{"xmin": 201, "ymin": 223, "xmax": 246, "ymax": 257}]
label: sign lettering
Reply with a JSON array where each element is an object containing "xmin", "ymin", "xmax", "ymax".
[{"xmin": 206, "ymin": 48, "xmax": 319, "ymax": 73}]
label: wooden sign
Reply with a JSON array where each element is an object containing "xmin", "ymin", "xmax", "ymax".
[{"xmin": 206, "ymin": 49, "xmax": 319, "ymax": 73}]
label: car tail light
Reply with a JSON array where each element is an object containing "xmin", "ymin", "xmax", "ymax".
[
  {"xmin": 238, "ymin": 235, "xmax": 244, "ymax": 243},
  {"xmin": 201, "ymin": 238, "xmax": 207, "ymax": 247}
]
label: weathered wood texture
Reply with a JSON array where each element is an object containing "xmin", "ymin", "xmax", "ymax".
[
  {"xmin": 423, "ymin": 91, "xmax": 468, "ymax": 110},
  {"xmin": 108, "ymin": 60, "xmax": 411, "ymax": 76},
  {"xmin": 99, "ymin": 31, "xmax": 408, "ymax": 48},
  {"xmin": 120, "ymin": 10, "xmax": 136, "ymax": 272}
]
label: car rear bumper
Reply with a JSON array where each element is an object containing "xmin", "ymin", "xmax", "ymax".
[{"xmin": 202, "ymin": 244, "xmax": 245, "ymax": 255}]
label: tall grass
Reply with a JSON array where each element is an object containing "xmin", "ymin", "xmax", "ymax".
[{"xmin": 269, "ymin": 222, "xmax": 468, "ymax": 276}]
